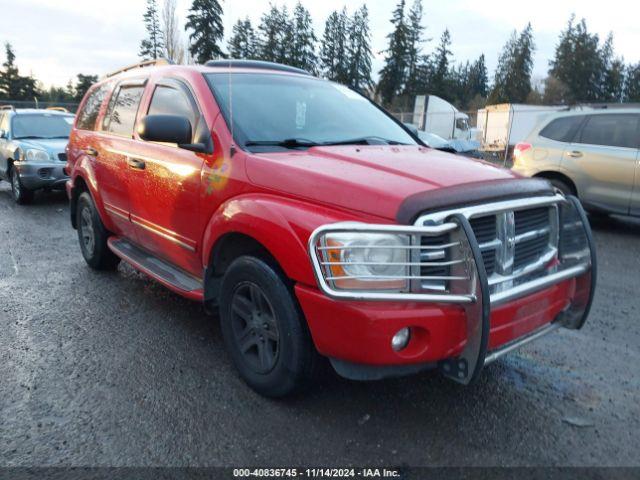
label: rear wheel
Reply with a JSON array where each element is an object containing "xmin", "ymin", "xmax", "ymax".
[
  {"xmin": 77, "ymin": 192, "xmax": 120, "ymax": 270},
  {"xmin": 219, "ymin": 256, "xmax": 318, "ymax": 397},
  {"xmin": 548, "ymin": 178, "xmax": 574, "ymax": 197},
  {"xmin": 10, "ymin": 166, "xmax": 34, "ymax": 205}
]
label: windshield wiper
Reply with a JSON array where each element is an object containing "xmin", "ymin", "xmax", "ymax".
[
  {"xmin": 321, "ymin": 136, "xmax": 407, "ymax": 146},
  {"xmin": 15, "ymin": 135, "xmax": 46, "ymax": 139},
  {"xmin": 245, "ymin": 138, "xmax": 320, "ymax": 149}
]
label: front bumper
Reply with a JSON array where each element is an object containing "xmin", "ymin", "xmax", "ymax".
[
  {"xmin": 302, "ymin": 196, "xmax": 596, "ymax": 383},
  {"xmin": 14, "ymin": 161, "xmax": 69, "ymax": 190}
]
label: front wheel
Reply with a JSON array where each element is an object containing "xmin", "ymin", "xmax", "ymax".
[
  {"xmin": 76, "ymin": 192, "xmax": 120, "ymax": 270},
  {"xmin": 10, "ymin": 167, "xmax": 34, "ymax": 205},
  {"xmin": 219, "ymin": 256, "xmax": 318, "ymax": 397}
]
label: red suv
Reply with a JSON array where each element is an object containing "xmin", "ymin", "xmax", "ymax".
[{"xmin": 66, "ymin": 59, "xmax": 596, "ymax": 397}]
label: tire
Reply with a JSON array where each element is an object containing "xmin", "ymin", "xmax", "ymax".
[
  {"xmin": 548, "ymin": 178, "xmax": 574, "ymax": 197},
  {"xmin": 10, "ymin": 166, "xmax": 34, "ymax": 205},
  {"xmin": 76, "ymin": 192, "xmax": 120, "ymax": 271},
  {"xmin": 219, "ymin": 256, "xmax": 318, "ymax": 397}
]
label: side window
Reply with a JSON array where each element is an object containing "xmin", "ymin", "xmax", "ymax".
[
  {"xmin": 76, "ymin": 84, "xmax": 109, "ymax": 131},
  {"xmin": 102, "ymin": 85, "xmax": 145, "ymax": 137},
  {"xmin": 147, "ymin": 84, "xmax": 198, "ymax": 133},
  {"xmin": 0, "ymin": 113, "xmax": 6, "ymax": 132},
  {"xmin": 578, "ymin": 114, "xmax": 640, "ymax": 149},
  {"xmin": 539, "ymin": 116, "xmax": 583, "ymax": 142}
]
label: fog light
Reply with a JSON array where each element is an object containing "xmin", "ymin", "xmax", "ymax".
[{"xmin": 391, "ymin": 327, "xmax": 411, "ymax": 352}]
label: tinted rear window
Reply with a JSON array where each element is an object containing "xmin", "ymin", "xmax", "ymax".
[
  {"xmin": 76, "ymin": 83, "xmax": 110, "ymax": 131},
  {"xmin": 578, "ymin": 114, "xmax": 640, "ymax": 149},
  {"xmin": 102, "ymin": 85, "xmax": 145, "ymax": 137},
  {"xmin": 539, "ymin": 116, "xmax": 583, "ymax": 142}
]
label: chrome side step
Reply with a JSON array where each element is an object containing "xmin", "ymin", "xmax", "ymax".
[
  {"xmin": 108, "ymin": 237, "xmax": 203, "ymax": 296},
  {"xmin": 483, "ymin": 322, "xmax": 562, "ymax": 366}
]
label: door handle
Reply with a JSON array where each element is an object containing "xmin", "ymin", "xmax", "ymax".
[
  {"xmin": 85, "ymin": 147, "xmax": 99, "ymax": 157},
  {"xmin": 127, "ymin": 158, "xmax": 146, "ymax": 170},
  {"xmin": 567, "ymin": 151, "xmax": 583, "ymax": 158}
]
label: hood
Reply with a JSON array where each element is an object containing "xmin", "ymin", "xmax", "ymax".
[
  {"xmin": 246, "ymin": 145, "xmax": 521, "ymax": 221},
  {"xmin": 18, "ymin": 138, "xmax": 68, "ymax": 155}
]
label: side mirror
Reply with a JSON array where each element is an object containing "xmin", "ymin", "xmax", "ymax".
[{"xmin": 137, "ymin": 115, "xmax": 192, "ymax": 146}]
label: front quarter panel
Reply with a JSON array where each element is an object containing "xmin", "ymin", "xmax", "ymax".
[{"xmin": 201, "ymin": 194, "xmax": 387, "ymax": 286}]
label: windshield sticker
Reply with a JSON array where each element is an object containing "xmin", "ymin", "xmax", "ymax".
[{"xmin": 295, "ymin": 101, "xmax": 307, "ymax": 130}]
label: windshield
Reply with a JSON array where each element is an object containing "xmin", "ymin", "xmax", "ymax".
[
  {"xmin": 206, "ymin": 73, "xmax": 417, "ymax": 151},
  {"xmin": 12, "ymin": 114, "xmax": 73, "ymax": 139}
]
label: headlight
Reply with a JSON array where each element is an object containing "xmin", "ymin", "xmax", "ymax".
[
  {"xmin": 319, "ymin": 232, "xmax": 410, "ymax": 292},
  {"xmin": 25, "ymin": 149, "xmax": 51, "ymax": 162}
]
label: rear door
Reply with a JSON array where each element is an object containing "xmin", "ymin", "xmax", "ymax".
[
  {"xmin": 0, "ymin": 112, "xmax": 8, "ymax": 178},
  {"xmin": 565, "ymin": 113, "xmax": 640, "ymax": 214},
  {"xmin": 125, "ymin": 78, "xmax": 207, "ymax": 276},
  {"xmin": 535, "ymin": 114, "xmax": 585, "ymax": 170}
]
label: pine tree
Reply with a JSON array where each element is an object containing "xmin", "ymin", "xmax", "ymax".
[
  {"xmin": 627, "ymin": 63, "xmax": 640, "ymax": 102},
  {"xmin": 403, "ymin": 0, "xmax": 425, "ymax": 96},
  {"xmin": 549, "ymin": 17, "xmax": 604, "ymax": 103},
  {"xmin": 430, "ymin": 29, "xmax": 453, "ymax": 100},
  {"xmin": 320, "ymin": 9, "xmax": 349, "ymax": 83},
  {"xmin": 469, "ymin": 54, "xmax": 488, "ymax": 98},
  {"xmin": 0, "ymin": 43, "xmax": 21, "ymax": 99},
  {"xmin": 258, "ymin": 5, "xmax": 292, "ymax": 64},
  {"xmin": 289, "ymin": 2, "xmax": 317, "ymax": 73},
  {"xmin": 599, "ymin": 34, "xmax": 625, "ymax": 102},
  {"xmin": 139, "ymin": 0, "xmax": 165, "ymax": 60},
  {"xmin": 75, "ymin": 74, "xmax": 98, "ymax": 102},
  {"xmin": 346, "ymin": 5, "xmax": 373, "ymax": 91},
  {"xmin": 228, "ymin": 17, "xmax": 258, "ymax": 59},
  {"xmin": 489, "ymin": 24, "xmax": 535, "ymax": 104},
  {"xmin": 185, "ymin": 0, "xmax": 225, "ymax": 63},
  {"xmin": 377, "ymin": 0, "xmax": 410, "ymax": 105}
]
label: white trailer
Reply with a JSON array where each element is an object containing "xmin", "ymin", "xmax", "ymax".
[
  {"xmin": 413, "ymin": 95, "xmax": 472, "ymax": 140},
  {"xmin": 476, "ymin": 104, "xmax": 562, "ymax": 152}
]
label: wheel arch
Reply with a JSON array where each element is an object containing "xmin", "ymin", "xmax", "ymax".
[{"xmin": 534, "ymin": 171, "xmax": 578, "ymax": 196}]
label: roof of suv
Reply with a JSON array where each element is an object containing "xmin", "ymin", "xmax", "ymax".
[{"xmin": 0, "ymin": 108, "xmax": 74, "ymax": 117}]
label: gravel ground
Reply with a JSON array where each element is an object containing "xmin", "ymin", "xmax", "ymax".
[{"xmin": 0, "ymin": 183, "xmax": 639, "ymax": 468}]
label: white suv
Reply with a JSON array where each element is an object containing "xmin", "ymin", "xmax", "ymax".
[{"xmin": 512, "ymin": 109, "xmax": 640, "ymax": 217}]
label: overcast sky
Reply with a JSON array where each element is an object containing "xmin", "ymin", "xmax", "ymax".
[{"xmin": 2, "ymin": 0, "xmax": 639, "ymax": 89}]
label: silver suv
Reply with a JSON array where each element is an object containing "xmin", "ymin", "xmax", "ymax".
[
  {"xmin": 0, "ymin": 106, "xmax": 74, "ymax": 204},
  {"xmin": 512, "ymin": 109, "xmax": 640, "ymax": 217}
]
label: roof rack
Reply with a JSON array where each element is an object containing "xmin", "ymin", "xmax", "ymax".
[
  {"xmin": 0, "ymin": 105, "xmax": 16, "ymax": 111},
  {"xmin": 204, "ymin": 59, "xmax": 311, "ymax": 76},
  {"xmin": 45, "ymin": 106, "xmax": 70, "ymax": 113},
  {"xmin": 104, "ymin": 58, "xmax": 174, "ymax": 78}
]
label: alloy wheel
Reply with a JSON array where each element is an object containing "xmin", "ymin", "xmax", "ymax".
[
  {"xmin": 230, "ymin": 282, "xmax": 280, "ymax": 374},
  {"xmin": 80, "ymin": 206, "xmax": 96, "ymax": 256}
]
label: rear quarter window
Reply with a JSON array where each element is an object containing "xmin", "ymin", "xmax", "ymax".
[
  {"xmin": 539, "ymin": 116, "xmax": 583, "ymax": 142},
  {"xmin": 76, "ymin": 83, "xmax": 110, "ymax": 131}
]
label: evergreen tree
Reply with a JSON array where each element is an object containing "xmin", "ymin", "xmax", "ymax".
[
  {"xmin": 74, "ymin": 74, "xmax": 98, "ymax": 102},
  {"xmin": 258, "ymin": 5, "xmax": 292, "ymax": 64},
  {"xmin": 185, "ymin": 0, "xmax": 225, "ymax": 63},
  {"xmin": 627, "ymin": 63, "xmax": 640, "ymax": 102},
  {"xmin": 549, "ymin": 16, "xmax": 604, "ymax": 103},
  {"xmin": 228, "ymin": 17, "xmax": 258, "ymax": 59},
  {"xmin": 489, "ymin": 24, "xmax": 535, "ymax": 103},
  {"xmin": 139, "ymin": 0, "xmax": 165, "ymax": 60},
  {"xmin": 320, "ymin": 9, "xmax": 349, "ymax": 83},
  {"xmin": 0, "ymin": 43, "xmax": 21, "ymax": 99},
  {"xmin": 377, "ymin": 0, "xmax": 410, "ymax": 105},
  {"xmin": 346, "ymin": 5, "xmax": 374, "ymax": 91},
  {"xmin": 428, "ymin": 29, "xmax": 453, "ymax": 100},
  {"xmin": 162, "ymin": 0, "xmax": 185, "ymax": 64},
  {"xmin": 469, "ymin": 54, "xmax": 488, "ymax": 98},
  {"xmin": 599, "ymin": 34, "xmax": 625, "ymax": 102},
  {"xmin": 289, "ymin": 2, "xmax": 317, "ymax": 73},
  {"xmin": 403, "ymin": 0, "xmax": 425, "ymax": 96}
]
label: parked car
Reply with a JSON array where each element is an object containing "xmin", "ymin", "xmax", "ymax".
[
  {"xmin": 512, "ymin": 109, "xmax": 640, "ymax": 217},
  {"xmin": 416, "ymin": 131, "xmax": 483, "ymax": 159},
  {"xmin": 66, "ymin": 59, "xmax": 596, "ymax": 397},
  {"xmin": 0, "ymin": 106, "xmax": 75, "ymax": 204}
]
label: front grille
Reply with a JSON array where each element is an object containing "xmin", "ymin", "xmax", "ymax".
[
  {"xmin": 514, "ymin": 207, "xmax": 551, "ymax": 270},
  {"xmin": 419, "ymin": 203, "xmax": 556, "ymax": 294},
  {"xmin": 419, "ymin": 232, "xmax": 451, "ymax": 291},
  {"xmin": 58, "ymin": 153, "xmax": 67, "ymax": 162},
  {"xmin": 470, "ymin": 216, "xmax": 497, "ymax": 275}
]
